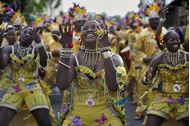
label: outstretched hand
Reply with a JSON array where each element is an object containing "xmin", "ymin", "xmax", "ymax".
[
  {"xmin": 97, "ymin": 20, "xmax": 111, "ymax": 48},
  {"xmin": 159, "ymin": 7, "xmax": 168, "ymax": 20},
  {"xmin": 28, "ymin": 27, "xmax": 41, "ymax": 43},
  {"xmin": 58, "ymin": 20, "xmax": 74, "ymax": 48}
]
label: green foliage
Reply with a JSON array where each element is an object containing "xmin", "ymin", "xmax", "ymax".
[{"xmin": 1, "ymin": 0, "xmax": 61, "ymax": 14}]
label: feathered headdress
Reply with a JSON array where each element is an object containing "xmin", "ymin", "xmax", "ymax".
[
  {"xmin": 0, "ymin": 2, "xmax": 5, "ymax": 14},
  {"xmin": 68, "ymin": 3, "xmax": 87, "ymax": 22},
  {"xmin": 144, "ymin": 2, "xmax": 161, "ymax": 18},
  {"xmin": 48, "ymin": 22, "xmax": 59, "ymax": 32},
  {"xmin": 125, "ymin": 11, "xmax": 143, "ymax": 27},
  {"xmin": 33, "ymin": 16, "xmax": 44, "ymax": 27},
  {"xmin": 11, "ymin": 11, "xmax": 27, "ymax": 26}
]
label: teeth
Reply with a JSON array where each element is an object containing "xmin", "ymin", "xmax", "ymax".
[
  {"xmin": 173, "ymin": 45, "xmax": 178, "ymax": 48},
  {"xmin": 87, "ymin": 34, "xmax": 94, "ymax": 38}
]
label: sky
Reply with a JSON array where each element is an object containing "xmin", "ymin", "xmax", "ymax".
[{"xmin": 54, "ymin": 0, "xmax": 140, "ymax": 17}]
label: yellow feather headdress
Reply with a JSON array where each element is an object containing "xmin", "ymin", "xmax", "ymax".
[
  {"xmin": 48, "ymin": 22, "xmax": 59, "ymax": 32},
  {"xmin": 0, "ymin": 2, "xmax": 5, "ymax": 14},
  {"xmin": 69, "ymin": 3, "xmax": 87, "ymax": 22},
  {"xmin": 33, "ymin": 17, "xmax": 44, "ymax": 27},
  {"xmin": 11, "ymin": 11, "xmax": 27, "ymax": 26},
  {"xmin": 144, "ymin": 2, "xmax": 161, "ymax": 18}
]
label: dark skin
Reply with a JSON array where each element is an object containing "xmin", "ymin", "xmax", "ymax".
[
  {"xmin": 143, "ymin": 10, "xmax": 167, "ymax": 64},
  {"xmin": 0, "ymin": 14, "xmax": 3, "ymax": 25},
  {"xmin": 155, "ymin": 7, "xmax": 168, "ymax": 50},
  {"xmin": 0, "ymin": 27, "xmax": 50, "ymax": 126},
  {"xmin": 73, "ymin": 19, "xmax": 85, "ymax": 32},
  {"xmin": 49, "ymin": 19, "xmax": 85, "ymax": 58},
  {"xmin": 149, "ymin": 17, "xmax": 160, "ymax": 30},
  {"xmin": 143, "ymin": 31, "xmax": 189, "ymax": 126},
  {"xmin": 4, "ymin": 28, "xmax": 17, "ymax": 45},
  {"xmin": 56, "ymin": 20, "xmax": 124, "ymax": 91}
]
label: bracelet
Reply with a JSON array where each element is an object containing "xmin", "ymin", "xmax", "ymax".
[
  {"xmin": 65, "ymin": 42, "xmax": 73, "ymax": 48},
  {"xmin": 58, "ymin": 61, "xmax": 71, "ymax": 69},
  {"xmin": 36, "ymin": 41, "xmax": 44, "ymax": 48},
  {"xmin": 98, "ymin": 47, "xmax": 111, "ymax": 53},
  {"xmin": 60, "ymin": 48, "xmax": 73, "ymax": 53},
  {"xmin": 60, "ymin": 48, "xmax": 73, "ymax": 59},
  {"xmin": 60, "ymin": 53, "xmax": 71, "ymax": 58},
  {"xmin": 102, "ymin": 51, "xmax": 112, "ymax": 59}
]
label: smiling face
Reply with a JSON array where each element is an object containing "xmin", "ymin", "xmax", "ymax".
[
  {"xmin": 19, "ymin": 27, "xmax": 33, "ymax": 47},
  {"xmin": 81, "ymin": 20, "xmax": 99, "ymax": 44},
  {"xmin": 165, "ymin": 31, "xmax": 181, "ymax": 53}
]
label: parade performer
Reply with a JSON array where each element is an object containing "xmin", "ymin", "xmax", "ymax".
[
  {"xmin": 134, "ymin": 2, "xmax": 168, "ymax": 119},
  {"xmin": 41, "ymin": 20, "xmax": 62, "ymax": 87},
  {"xmin": 122, "ymin": 11, "xmax": 144, "ymax": 103},
  {"xmin": 0, "ymin": 26, "xmax": 54, "ymax": 126},
  {"xmin": 0, "ymin": 25, "xmax": 17, "ymax": 100},
  {"xmin": 56, "ymin": 20, "xmax": 128, "ymax": 126},
  {"xmin": 143, "ymin": 30, "xmax": 189, "ymax": 126}
]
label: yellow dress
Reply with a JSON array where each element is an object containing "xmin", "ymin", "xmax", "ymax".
[
  {"xmin": 147, "ymin": 62, "xmax": 189, "ymax": 120},
  {"xmin": 134, "ymin": 27, "xmax": 168, "ymax": 117},
  {"xmin": 0, "ymin": 46, "xmax": 55, "ymax": 126},
  {"xmin": 60, "ymin": 54, "xmax": 128, "ymax": 126}
]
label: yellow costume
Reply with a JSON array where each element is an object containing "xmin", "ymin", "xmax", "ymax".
[
  {"xmin": 60, "ymin": 54, "xmax": 128, "ymax": 126},
  {"xmin": 134, "ymin": 27, "xmax": 167, "ymax": 118},
  {"xmin": 0, "ymin": 46, "xmax": 55, "ymax": 125},
  {"xmin": 72, "ymin": 31, "xmax": 81, "ymax": 52},
  {"xmin": 41, "ymin": 31, "xmax": 62, "ymax": 85},
  {"xmin": 0, "ymin": 21, "xmax": 7, "ymax": 30},
  {"xmin": 147, "ymin": 61, "xmax": 189, "ymax": 120}
]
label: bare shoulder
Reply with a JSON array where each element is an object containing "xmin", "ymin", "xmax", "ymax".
[
  {"xmin": 70, "ymin": 51, "xmax": 81, "ymax": 66},
  {"xmin": 112, "ymin": 53, "xmax": 124, "ymax": 67},
  {"xmin": 150, "ymin": 52, "xmax": 165, "ymax": 66},
  {"xmin": 3, "ymin": 45, "xmax": 13, "ymax": 54}
]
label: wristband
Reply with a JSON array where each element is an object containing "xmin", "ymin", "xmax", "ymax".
[{"xmin": 102, "ymin": 51, "xmax": 112, "ymax": 59}]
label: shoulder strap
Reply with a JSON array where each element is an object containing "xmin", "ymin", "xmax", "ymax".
[
  {"xmin": 184, "ymin": 51, "xmax": 187, "ymax": 63},
  {"xmin": 11, "ymin": 46, "xmax": 14, "ymax": 55},
  {"xmin": 72, "ymin": 53, "xmax": 79, "ymax": 66}
]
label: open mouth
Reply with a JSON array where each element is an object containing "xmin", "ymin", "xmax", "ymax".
[
  {"xmin": 86, "ymin": 33, "xmax": 95, "ymax": 38},
  {"xmin": 85, "ymin": 31, "xmax": 96, "ymax": 39}
]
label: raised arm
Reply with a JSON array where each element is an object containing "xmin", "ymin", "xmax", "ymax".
[
  {"xmin": 56, "ymin": 23, "xmax": 75, "ymax": 90},
  {"xmin": 98, "ymin": 20, "xmax": 124, "ymax": 91},
  {"xmin": 155, "ymin": 7, "xmax": 167, "ymax": 50},
  {"xmin": 29, "ymin": 27, "xmax": 48, "ymax": 68}
]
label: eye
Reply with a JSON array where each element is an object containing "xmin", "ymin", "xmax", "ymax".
[{"xmin": 91, "ymin": 24, "xmax": 96, "ymax": 29}]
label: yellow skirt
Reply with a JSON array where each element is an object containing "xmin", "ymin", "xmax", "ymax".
[{"xmin": 62, "ymin": 104, "xmax": 123, "ymax": 126}]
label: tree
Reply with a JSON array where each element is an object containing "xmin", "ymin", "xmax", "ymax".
[{"xmin": 1, "ymin": 0, "xmax": 61, "ymax": 15}]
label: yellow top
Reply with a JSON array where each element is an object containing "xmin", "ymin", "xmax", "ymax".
[
  {"xmin": 61, "ymin": 57, "xmax": 128, "ymax": 124},
  {"xmin": 157, "ymin": 62, "xmax": 189, "ymax": 94}
]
